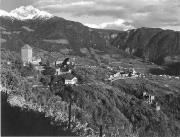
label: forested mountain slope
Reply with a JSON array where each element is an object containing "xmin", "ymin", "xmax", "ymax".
[{"xmin": 111, "ymin": 28, "xmax": 180, "ymax": 65}]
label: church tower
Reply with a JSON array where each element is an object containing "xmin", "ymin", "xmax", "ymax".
[{"xmin": 21, "ymin": 44, "xmax": 32, "ymax": 64}]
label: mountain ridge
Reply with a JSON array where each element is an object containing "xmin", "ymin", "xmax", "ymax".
[
  {"xmin": 111, "ymin": 27, "xmax": 180, "ymax": 65},
  {"xmin": 0, "ymin": 6, "xmax": 53, "ymax": 20},
  {"xmin": 0, "ymin": 14, "xmax": 123, "ymax": 61},
  {"xmin": 1, "ymin": 6, "xmax": 180, "ymax": 68}
]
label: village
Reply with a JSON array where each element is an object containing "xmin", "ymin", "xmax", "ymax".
[
  {"xmin": 22, "ymin": 45, "xmax": 163, "ymax": 111},
  {"xmin": 19, "ymin": 44, "xmax": 149, "ymax": 87},
  {"xmin": 107, "ymin": 68, "xmax": 140, "ymax": 81}
]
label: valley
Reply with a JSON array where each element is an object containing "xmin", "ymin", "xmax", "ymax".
[{"xmin": 0, "ymin": 6, "xmax": 180, "ymax": 137}]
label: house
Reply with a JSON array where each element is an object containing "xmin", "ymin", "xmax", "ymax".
[
  {"xmin": 122, "ymin": 73, "xmax": 129, "ymax": 77},
  {"xmin": 127, "ymin": 68, "xmax": 138, "ymax": 77},
  {"xmin": 27, "ymin": 76, "xmax": 34, "ymax": 79},
  {"xmin": 131, "ymin": 68, "xmax": 136, "ymax": 75},
  {"xmin": 114, "ymin": 72, "xmax": 121, "ymax": 77},
  {"xmin": 61, "ymin": 73, "xmax": 78, "ymax": 85},
  {"xmin": 65, "ymin": 77, "xmax": 78, "ymax": 85},
  {"xmin": 55, "ymin": 60, "xmax": 63, "ymax": 66},
  {"xmin": 143, "ymin": 92, "xmax": 155, "ymax": 104},
  {"xmin": 32, "ymin": 84, "xmax": 40, "ymax": 88},
  {"xmin": 143, "ymin": 92, "xmax": 147, "ymax": 97},
  {"xmin": 56, "ymin": 68, "xmax": 62, "ymax": 75},
  {"xmin": 53, "ymin": 58, "xmax": 64, "ymax": 67},
  {"xmin": 7, "ymin": 61, "xmax": 11, "ymax": 65},
  {"xmin": 109, "ymin": 75, "xmax": 114, "ymax": 80},
  {"xmin": 108, "ymin": 71, "xmax": 126, "ymax": 81},
  {"xmin": 107, "ymin": 66, "xmax": 113, "ymax": 70},
  {"xmin": 32, "ymin": 56, "xmax": 42, "ymax": 65},
  {"xmin": 149, "ymin": 95, "xmax": 155, "ymax": 104},
  {"xmin": 156, "ymin": 103, "xmax": 161, "ymax": 111},
  {"xmin": 35, "ymin": 66, "xmax": 45, "ymax": 72},
  {"xmin": 21, "ymin": 44, "xmax": 32, "ymax": 65}
]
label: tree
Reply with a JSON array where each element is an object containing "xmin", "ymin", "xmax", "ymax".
[
  {"xmin": 56, "ymin": 85, "xmax": 77, "ymax": 129},
  {"xmin": 13, "ymin": 59, "xmax": 23, "ymax": 71},
  {"xmin": 40, "ymin": 75, "xmax": 51, "ymax": 86},
  {"xmin": 92, "ymin": 105, "xmax": 105, "ymax": 137},
  {"xmin": 1, "ymin": 60, "xmax": 28, "ymax": 97},
  {"xmin": 50, "ymin": 75, "xmax": 65, "ymax": 93},
  {"xmin": 28, "ymin": 63, "xmax": 34, "ymax": 70},
  {"xmin": 20, "ymin": 63, "xmax": 36, "ymax": 77},
  {"xmin": 63, "ymin": 85, "xmax": 74, "ymax": 129},
  {"xmin": 42, "ymin": 66, "xmax": 56, "ymax": 76}
]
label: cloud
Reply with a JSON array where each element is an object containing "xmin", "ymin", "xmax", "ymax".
[
  {"xmin": 34, "ymin": 0, "xmax": 180, "ymax": 30},
  {"xmin": 35, "ymin": 0, "xmax": 95, "ymax": 9},
  {"xmin": 85, "ymin": 19, "xmax": 135, "ymax": 31},
  {"xmin": 0, "ymin": 0, "xmax": 35, "ymax": 11},
  {"xmin": 0, "ymin": 0, "xmax": 179, "ymax": 30}
]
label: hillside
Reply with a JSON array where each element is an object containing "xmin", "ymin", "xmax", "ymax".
[
  {"xmin": 0, "ymin": 16, "xmax": 120, "ymax": 57},
  {"xmin": 1, "ymin": 48, "xmax": 180, "ymax": 137},
  {"xmin": 2, "ymin": 17, "xmax": 180, "ymax": 71},
  {"xmin": 111, "ymin": 28, "xmax": 180, "ymax": 65}
]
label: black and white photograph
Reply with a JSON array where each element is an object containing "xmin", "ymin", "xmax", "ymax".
[{"xmin": 0, "ymin": 0, "xmax": 180, "ymax": 136}]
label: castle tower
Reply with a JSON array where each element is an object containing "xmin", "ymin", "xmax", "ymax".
[{"xmin": 21, "ymin": 44, "xmax": 32, "ymax": 64}]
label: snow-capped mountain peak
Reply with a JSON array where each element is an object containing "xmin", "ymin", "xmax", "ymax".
[
  {"xmin": 0, "ymin": 9, "xmax": 10, "ymax": 16},
  {"xmin": 0, "ymin": 6, "xmax": 53, "ymax": 20}
]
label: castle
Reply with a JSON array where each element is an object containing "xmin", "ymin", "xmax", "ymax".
[
  {"xmin": 21, "ymin": 44, "xmax": 41, "ymax": 66},
  {"xmin": 21, "ymin": 44, "xmax": 32, "ymax": 65}
]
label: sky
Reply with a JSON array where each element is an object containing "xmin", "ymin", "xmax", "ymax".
[{"xmin": 0, "ymin": 0, "xmax": 180, "ymax": 31}]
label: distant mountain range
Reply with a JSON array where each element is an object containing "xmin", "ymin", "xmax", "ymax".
[
  {"xmin": 0, "ymin": 6, "xmax": 120, "ymax": 57},
  {"xmin": 1, "ymin": 6, "xmax": 180, "ymax": 66}
]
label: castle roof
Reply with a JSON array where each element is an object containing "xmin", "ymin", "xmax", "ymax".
[{"xmin": 22, "ymin": 44, "xmax": 32, "ymax": 49}]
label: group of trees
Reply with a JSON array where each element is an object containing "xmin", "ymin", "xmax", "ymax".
[
  {"xmin": 39, "ymin": 64, "xmax": 131, "ymax": 136},
  {"xmin": 39, "ymin": 59, "xmax": 77, "ymax": 131},
  {"xmin": 39, "ymin": 59, "xmax": 110, "ymax": 136},
  {"xmin": 20, "ymin": 63, "xmax": 36, "ymax": 77},
  {"xmin": 1, "ymin": 49, "xmax": 28, "ymax": 97},
  {"xmin": 64, "ymin": 84, "xmax": 115, "ymax": 136},
  {"xmin": 1, "ymin": 50, "xmax": 76, "ymax": 131}
]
